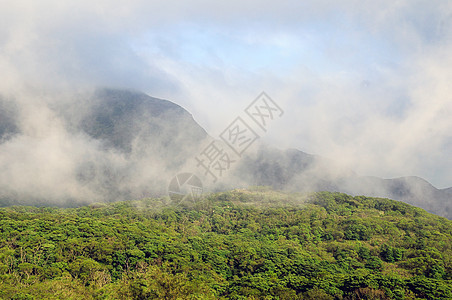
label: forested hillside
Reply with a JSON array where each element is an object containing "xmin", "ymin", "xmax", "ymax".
[{"xmin": 0, "ymin": 189, "xmax": 451, "ymax": 299}]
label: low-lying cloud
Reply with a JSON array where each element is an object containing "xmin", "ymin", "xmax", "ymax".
[{"xmin": 0, "ymin": 0, "xmax": 451, "ymax": 195}]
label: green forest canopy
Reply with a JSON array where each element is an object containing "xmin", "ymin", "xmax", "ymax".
[{"xmin": 0, "ymin": 188, "xmax": 451, "ymax": 299}]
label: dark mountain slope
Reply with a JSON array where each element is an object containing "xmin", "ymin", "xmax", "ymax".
[
  {"xmin": 234, "ymin": 148, "xmax": 452, "ymax": 219},
  {"xmin": 81, "ymin": 89, "xmax": 207, "ymax": 154},
  {"xmin": 0, "ymin": 97, "xmax": 20, "ymax": 142},
  {"xmin": 335, "ymin": 176, "xmax": 452, "ymax": 219},
  {"xmin": 0, "ymin": 88, "xmax": 450, "ymax": 219},
  {"xmin": 58, "ymin": 88, "xmax": 208, "ymax": 157},
  {"xmin": 234, "ymin": 147, "xmax": 317, "ymax": 188},
  {"xmin": 0, "ymin": 89, "xmax": 209, "ymax": 206}
]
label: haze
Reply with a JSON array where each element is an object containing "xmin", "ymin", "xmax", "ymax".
[{"xmin": 1, "ymin": 0, "xmax": 451, "ymax": 188}]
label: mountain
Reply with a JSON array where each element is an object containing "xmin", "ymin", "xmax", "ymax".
[
  {"xmin": 338, "ymin": 176, "xmax": 452, "ymax": 218},
  {"xmin": 0, "ymin": 88, "xmax": 450, "ymax": 219},
  {"xmin": 0, "ymin": 97, "xmax": 20, "ymax": 142},
  {"xmin": 58, "ymin": 88, "xmax": 208, "ymax": 165},
  {"xmin": 0, "ymin": 88, "xmax": 209, "ymax": 206},
  {"xmin": 236, "ymin": 148, "xmax": 452, "ymax": 219},
  {"xmin": 69, "ymin": 89, "xmax": 207, "ymax": 154}
]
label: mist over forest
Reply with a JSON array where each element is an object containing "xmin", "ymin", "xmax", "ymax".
[
  {"xmin": 0, "ymin": 88, "xmax": 450, "ymax": 220},
  {"xmin": 1, "ymin": 2, "xmax": 452, "ymax": 299}
]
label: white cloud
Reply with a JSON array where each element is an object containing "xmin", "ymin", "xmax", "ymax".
[{"xmin": 0, "ymin": 0, "xmax": 451, "ymax": 188}]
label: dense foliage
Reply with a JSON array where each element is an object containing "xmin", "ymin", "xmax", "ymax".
[{"xmin": 0, "ymin": 188, "xmax": 451, "ymax": 299}]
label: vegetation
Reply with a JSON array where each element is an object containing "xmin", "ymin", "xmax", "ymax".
[{"xmin": 0, "ymin": 188, "xmax": 451, "ymax": 299}]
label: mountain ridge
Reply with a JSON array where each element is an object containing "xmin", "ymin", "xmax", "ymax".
[{"xmin": 0, "ymin": 88, "xmax": 450, "ymax": 219}]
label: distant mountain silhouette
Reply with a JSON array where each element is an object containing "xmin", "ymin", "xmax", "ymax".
[
  {"xmin": 0, "ymin": 89, "xmax": 209, "ymax": 206},
  {"xmin": 59, "ymin": 88, "xmax": 208, "ymax": 163},
  {"xmin": 0, "ymin": 97, "xmax": 20, "ymax": 142},
  {"xmin": 0, "ymin": 88, "xmax": 450, "ymax": 218},
  {"xmin": 235, "ymin": 148, "xmax": 452, "ymax": 219}
]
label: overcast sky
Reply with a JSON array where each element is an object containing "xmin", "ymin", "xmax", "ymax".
[{"xmin": 1, "ymin": 0, "xmax": 451, "ymax": 188}]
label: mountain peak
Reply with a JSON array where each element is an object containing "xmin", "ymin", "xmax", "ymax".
[{"xmin": 0, "ymin": 89, "xmax": 450, "ymax": 219}]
